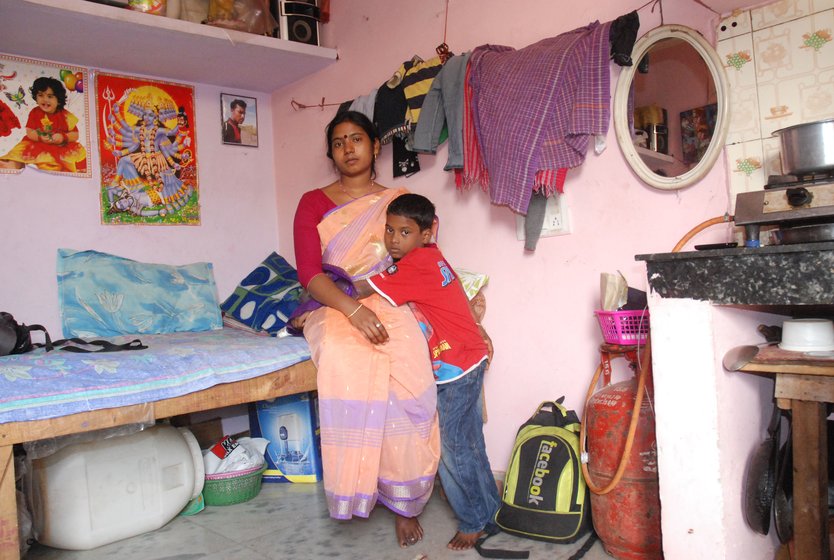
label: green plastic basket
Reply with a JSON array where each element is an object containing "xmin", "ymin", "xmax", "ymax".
[{"xmin": 203, "ymin": 465, "xmax": 266, "ymax": 506}]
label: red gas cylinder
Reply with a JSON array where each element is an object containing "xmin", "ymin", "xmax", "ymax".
[{"xmin": 586, "ymin": 376, "xmax": 662, "ymax": 560}]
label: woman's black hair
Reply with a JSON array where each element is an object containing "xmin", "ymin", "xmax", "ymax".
[
  {"xmin": 387, "ymin": 193, "xmax": 436, "ymax": 231},
  {"xmin": 325, "ymin": 110, "xmax": 379, "ymax": 177},
  {"xmin": 30, "ymin": 77, "xmax": 67, "ymax": 111}
]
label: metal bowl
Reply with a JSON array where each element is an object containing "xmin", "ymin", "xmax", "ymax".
[{"xmin": 772, "ymin": 118, "xmax": 834, "ymax": 176}]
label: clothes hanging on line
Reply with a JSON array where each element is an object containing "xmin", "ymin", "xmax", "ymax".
[
  {"xmin": 610, "ymin": 11, "xmax": 640, "ymax": 66},
  {"xmin": 412, "ymin": 52, "xmax": 471, "ymax": 172},
  {"xmin": 349, "ymin": 89, "xmax": 378, "ymax": 122},
  {"xmin": 467, "ymin": 21, "xmax": 613, "ymax": 214}
]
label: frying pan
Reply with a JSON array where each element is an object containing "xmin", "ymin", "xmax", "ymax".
[
  {"xmin": 773, "ymin": 431, "xmax": 793, "ymax": 544},
  {"xmin": 743, "ymin": 405, "xmax": 782, "ymax": 535}
]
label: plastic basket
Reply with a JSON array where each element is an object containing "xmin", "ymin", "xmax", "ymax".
[
  {"xmin": 203, "ymin": 465, "xmax": 266, "ymax": 506},
  {"xmin": 594, "ymin": 310, "xmax": 650, "ymax": 345}
]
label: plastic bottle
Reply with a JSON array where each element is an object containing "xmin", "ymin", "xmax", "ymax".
[{"xmin": 28, "ymin": 425, "xmax": 203, "ymax": 550}]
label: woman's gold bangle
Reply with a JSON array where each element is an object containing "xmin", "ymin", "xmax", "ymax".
[{"xmin": 346, "ymin": 303, "xmax": 364, "ymax": 319}]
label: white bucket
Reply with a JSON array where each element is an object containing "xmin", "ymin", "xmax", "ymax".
[{"xmin": 28, "ymin": 424, "xmax": 204, "ymax": 550}]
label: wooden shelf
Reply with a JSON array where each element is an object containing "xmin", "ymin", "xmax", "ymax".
[
  {"xmin": 636, "ymin": 146, "xmax": 676, "ymax": 165},
  {"xmin": 0, "ymin": 0, "xmax": 338, "ymax": 92}
]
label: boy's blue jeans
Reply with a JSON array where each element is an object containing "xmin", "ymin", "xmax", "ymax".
[{"xmin": 436, "ymin": 360, "xmax": 501, "ymax": 534}]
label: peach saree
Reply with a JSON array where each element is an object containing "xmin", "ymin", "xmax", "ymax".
[{"xmin": 303, "ymin": 187, "xmax": 440, "ymax": 519}]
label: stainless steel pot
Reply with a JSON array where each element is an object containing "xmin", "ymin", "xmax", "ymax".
[{"xmin": 772, "ymin": 118, "xmax": 834, "ymax": 176}]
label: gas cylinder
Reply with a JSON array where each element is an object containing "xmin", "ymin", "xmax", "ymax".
[{"xmin": 586, "ymin": 377, "xmax": 662, "ymax": 560}]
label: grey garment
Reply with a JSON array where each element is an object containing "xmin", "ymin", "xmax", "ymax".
[
  {"xmin": 411, "ymin": 52, "xmax": 470, "ymax": 171},
  {"xmin": 349, "ymin": 88, "xmax": 378, "ymax": 121},
  {"xmin": 523, "ymin": 190, "xmax": 548, "ymax": 252}
]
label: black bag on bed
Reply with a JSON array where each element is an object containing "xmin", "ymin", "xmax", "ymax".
[
  {"xmin": 0, "ymin": 312, "xmax": 147, "ymax": 355},
  {"xmin": 0, "ymin": 312, "xmax": 50, "ymax": 356}
]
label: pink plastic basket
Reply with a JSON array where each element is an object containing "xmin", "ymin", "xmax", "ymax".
[{"xmin": 594, "ymin": 310, "xmax": 650, "ymax": 345}]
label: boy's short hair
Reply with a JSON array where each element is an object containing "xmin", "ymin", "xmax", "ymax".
[{"xmin": 388, "ymin": 194, "xmax": 435, "ymax": 231}]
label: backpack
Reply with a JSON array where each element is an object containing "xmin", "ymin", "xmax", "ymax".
[{"xmin": 494, "ymin": 398, "xmax": 592, "ymax": 544}]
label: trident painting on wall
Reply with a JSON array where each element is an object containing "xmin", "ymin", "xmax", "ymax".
[
  {"xmin": 0, "ymin": 53, "xmax": 90, "ymax": 177},
  {"xmin": 96, "ymin": 72, "xmax": 199, "ymax": 225}
]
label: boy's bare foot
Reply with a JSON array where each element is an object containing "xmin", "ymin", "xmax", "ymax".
[
  {"xmin": 395, "ymin": 514, "xmax": 424, "ymax": 548},
  {"xmin": 448, "ymin": 530, "xmax": 486, "ymax": 550}
]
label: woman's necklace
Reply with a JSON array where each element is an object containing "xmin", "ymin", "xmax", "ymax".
[{"xmin": 340, "ymin": 179, "xmax": 376, "ymax": 200}]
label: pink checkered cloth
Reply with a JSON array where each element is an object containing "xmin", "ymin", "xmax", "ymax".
[{"xmin": 466, "ymin": 21, "xmax": 612, "ymax": 213}]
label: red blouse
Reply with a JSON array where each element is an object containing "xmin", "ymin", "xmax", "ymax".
[{"xmin": 293, "ymin": 189, "xmax": 337, "ymax": 288}]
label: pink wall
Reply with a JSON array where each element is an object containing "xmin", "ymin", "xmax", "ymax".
[
  {"xmin": 271, "ymin": 1, "xmax": 779, "ymax": 556},
  {"xmin": 0, "ymin": 83, "xmax": 280, "ymax": 336},
  {"xmin": 273, "ymin": 0, "xmax": 730, "ymax": 470},
  {"xmin": 0, "ymin": 1, "xmax": 777, "ymax": 556}
]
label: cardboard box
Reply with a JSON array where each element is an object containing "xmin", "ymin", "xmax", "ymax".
[{"xmin": 248, "ymin": 392, "xmax": 323, "ymax": 483}]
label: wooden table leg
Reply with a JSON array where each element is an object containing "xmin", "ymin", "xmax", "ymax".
[
  {"xmin": 0, "ymin": 445, "xmax": 19, "ymax": 560},
  {"xmin": 791, "ymin": 399, "xmax": 829, "ymax": 560}
]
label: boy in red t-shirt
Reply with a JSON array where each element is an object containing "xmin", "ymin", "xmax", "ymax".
[{"xmin": 354, "ymin": 193, "xmax": 501, "ymax": 550}]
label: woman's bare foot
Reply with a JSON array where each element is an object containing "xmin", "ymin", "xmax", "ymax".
[
  {"xmin": 395, "ymin": 514, "xmax": 423, "ymax": 548},
  {"xmin": 447, "ymin": 530, "xmax": 486, "ymax": 550}
]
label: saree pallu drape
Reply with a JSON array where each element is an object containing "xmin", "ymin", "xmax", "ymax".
[{"xmin": 304, "ymin": 188, "xmax": 440, "ymax": 520}]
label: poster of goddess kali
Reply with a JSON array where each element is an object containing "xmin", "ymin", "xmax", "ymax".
[{"xmin": 96, "ymin": 72, "xmax": 199, "ymax": 225}]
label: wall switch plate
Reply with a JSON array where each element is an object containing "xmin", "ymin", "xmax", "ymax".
[{"xmin": 516, "ymin": 193, "xmax": 571, "ymax": 241}]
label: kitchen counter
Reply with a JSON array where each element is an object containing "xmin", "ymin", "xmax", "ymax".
[{"xmin": 635, "ymin": 241, "xmax": 834, "ymax": 312}]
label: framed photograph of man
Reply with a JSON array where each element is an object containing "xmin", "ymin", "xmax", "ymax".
[{"xmin": 221, "ymin": 93, "xmax": 257, "ymax": 147}]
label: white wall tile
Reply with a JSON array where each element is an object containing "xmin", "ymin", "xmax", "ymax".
[
  {"xmin": 813, "ymin": 0, "xmax": 834, "ymax": 12},
  {"xmin": 752, "ymin": 0, "xmax": 813, "ymax": 30},
  {"xmin": 725, "ymin": 139, "xmax": 766, "ymax": 201},
  {"xmin": 721, "ymin": 2, "xmax": 834, "ymax": 183},
  {"xmin": 762, "ymin": 135, "xmax": 784, "ymax": 176},
  {"xmin": 727, "ymin": 85, "xmax": 763, "ymax": 143},
  {"xmin": 719, "ymin": 33, "xmax": 761, "ymax": 143},
  {"xmin": 754, "ymin": 10, "xmax": 834, "ymax": 132}
]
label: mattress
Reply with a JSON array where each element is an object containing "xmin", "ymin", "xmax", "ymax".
[{"xmin": 0, "ymin": 328, "xmax": 311, "ymax": 424}]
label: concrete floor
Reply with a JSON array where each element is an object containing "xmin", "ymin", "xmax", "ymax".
[{"xmin": 25, "ymin": 482, "xmax": 614, "ymax": 560}]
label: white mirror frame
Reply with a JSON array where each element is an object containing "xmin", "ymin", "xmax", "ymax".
[{"xmin": 613, "ymin": 24, "xmax": 730, "ymax": 191}]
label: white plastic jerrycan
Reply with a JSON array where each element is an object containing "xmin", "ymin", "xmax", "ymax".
[{"xmin": 28, "ymin": 424, "xmax": 203, "ymax": 550}]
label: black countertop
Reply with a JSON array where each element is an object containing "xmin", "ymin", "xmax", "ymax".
[{"xmin": 635, "ymin": 241, "xmax": 834, "ymax": 313}]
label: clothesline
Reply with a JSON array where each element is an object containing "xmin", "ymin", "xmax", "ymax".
[
  {"xmin": 290, "ymin": 98, "xmax": 346, "ymax": 111},
  {"xmin": 635, "ymin": 0, "xmax": 720, "ymax": 25},
  {"xmin": 291, "ymin": 0, "xmax": 453, "ymax": 112}
]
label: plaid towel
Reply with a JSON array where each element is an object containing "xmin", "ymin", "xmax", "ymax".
[{"xmin": 468, "ymin": 21, "xmax": 612, "ymax": 213}]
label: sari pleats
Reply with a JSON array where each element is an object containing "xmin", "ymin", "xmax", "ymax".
[{"xmin": 304, "ymin": 189, "xmax": 440, "ymax": 520}]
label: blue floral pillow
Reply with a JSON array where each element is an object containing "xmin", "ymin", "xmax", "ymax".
[
  {"xmin": 57, "ymin": 248, "xmax": 223, "ymax": 338},
  {"xmin": 220, "ymin": 252, "xmax": 303, "ymax": 335}
]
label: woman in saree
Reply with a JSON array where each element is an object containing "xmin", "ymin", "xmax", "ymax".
[{"xmin": 292, "ymin": 110, "xmax": 440, "ymax": 548}]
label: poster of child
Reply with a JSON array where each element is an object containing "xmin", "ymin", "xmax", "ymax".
[{"xmin": 0, "ymin": 54, "xmax": 90, "ymax": 177}]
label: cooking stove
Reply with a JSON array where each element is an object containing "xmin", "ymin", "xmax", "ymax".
[{"xmin": 734, "ymin": 172, "xmax": 834, "ymax": 247}]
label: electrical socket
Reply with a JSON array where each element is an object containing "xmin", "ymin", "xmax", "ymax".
[
  {"xmin": 516, "ymin": 193, "xmax": 571, "ymax": 241},
  {"xmin": 716, "ymin": 11, "xmax": 751, "ymax": 41}
]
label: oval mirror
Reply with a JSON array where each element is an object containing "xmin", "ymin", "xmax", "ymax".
[{"xmin": 614, "ymin": 25, "xmax": 730, "ymax": 190}]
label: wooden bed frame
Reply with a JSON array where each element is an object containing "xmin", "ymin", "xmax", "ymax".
[{"xmin": 0, "ymin": 359, "xmax": 318, "ymax": 559}]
